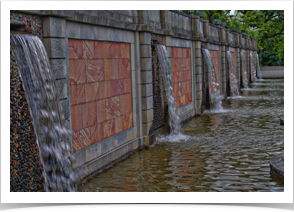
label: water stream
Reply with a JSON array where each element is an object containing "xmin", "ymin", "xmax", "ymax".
[
  {"xmin": 256, "ymin": 53, "xmax": 262, "ymax": 79},
  {"xmin": 240, "ymin": 52, "xmax": 248, "ymax": 88},
  {"xmin": 226, "ymin": 51, "xmax": 240, "ymax": 96},
  {"xmin": 250, "ymin": 53, "xmax": 257, "ymax": 82},
  {"xmin": 10, "ymin": 34, "xmax": 77, "ymax": 192},
  {"xmin": 202, "ymin": 49, "xmax": 223, "ymax": 110}
]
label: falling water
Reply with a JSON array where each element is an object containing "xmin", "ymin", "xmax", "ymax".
[
  {"xmin": 154, "ymin": 45, "xmax": 181, "ymax": 134},
  {"xmin": 240, "ymin": 52, "xmax": 248, "ymax": 88},
  {"xmin": 202, "ymin": 49, "xmax": 223, "ymax": 110},
  {"xmin": 10, "ymin": 34, "xmax": 76, "ymax": 192},
  {"xmin": 250, "ymin": 53, "xmax": 257, "ymax": 81},
  {"xmin": 256, "ymin": 53, "xmax": 262, "ymax": 79},
  {"xmin": 226, "ymin": 51, "xmax": 239, "ymax": 96}
]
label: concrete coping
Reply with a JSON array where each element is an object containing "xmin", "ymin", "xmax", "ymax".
[{"xmin": 270, "ymin": 152, "xmax": 284, "ymax": 178}]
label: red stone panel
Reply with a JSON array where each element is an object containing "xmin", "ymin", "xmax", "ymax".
[
  {"xmin": 68, "ymin": 39, "xmax": 83, "ymax": 59},
  {"xmin": 98, "ymin": 81, "xmax": 111, "ymax": 99},
  {"xmin": 86, "ymin": 59, "xmax": 104, "ymax": 82},
  {"xmin": 83, "ymin": 40, "xmax": 94, "ymax": 59},
  {"xmin": 69, "ymin": 39, "xmax": 132, "ymax": 151},
  {"xmin": 123, "ymin": 78, "xmax": 132, "ymax": 94},
  {"xmin": 90, "ymin": 123, "xmax": 104, "ymax": 144},
  {"xmin": 115, "ymin": 116, "xmax": 123, "ymax": 134},
  {"xmin": 171, "ymin": 47, "xmax": 192, "ymax": 107},
  {"xmin": 103, "ymin": 118, "xmax": 115, "ymax": 138},
  {"xmin": 70, "ymin": 84, "xmax": 85, "ymax": 106},
  {"xmin": 119, "ymin": 93, "xmax": 132, "ymax": 115},
  {"xmin": 71, "ymin": 104, "xmax": 83, "ymax": 131},
  {"xmin": 123, "ymin": 113, "xmax": 132, "ymax": 130},
  {"xmin": 120, "ymin": 43, "xmax": 130, "ymax": 58},
  {"xmin": 104, "ymin": 59, "xmax": 119, "ymax": 80},
  {"xmin": 106, "ymin": 96, "xmax": 120, "ymax": 120},
  {"xmin": 96, "ymin": 99, "xmax": 106, "ymax": 124},
  {"xmin": 111, "ymin": 79, "xmax": 124, "ymax": 97},
  {"xmin": 82, "ymin": 102, "xmax": 96, "ymax": 128},
  {"xmin": 109, "ymin": 42, "xmax": 120, "ymax": 58},
  {"xmin": 230, "ymin": 52, "xmax": 235, "ymax": 65},
  {"xmin": 119, "ymin": 58, "xmax": 131, "ymax": 79},
  {"xmin": 94, "ymin": 41, "xmax": 110, "ymax": 59},
  {"xmin": 72, "ymin": 127, "xmax": 91, "ymax": 152},
  {"xmin": 69, "ymin": 60, "xmax": 86, "ymax": 85}
]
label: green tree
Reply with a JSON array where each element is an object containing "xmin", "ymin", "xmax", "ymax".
[{"xmin": 237, "ymin": 10, "xmax": 284, "ymax": 61}]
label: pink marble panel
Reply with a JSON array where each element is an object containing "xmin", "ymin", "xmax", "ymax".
[
  {"xmin": 98, "ymin": 81, "xmax": 111, "ymax": 99},
  {"xmin": 106, "ymin": 96, "xmax": 120, "ymax": 120},
  {"xmin": 111, "ymin": 79, "xmax": 124, "ymax": 96},
  {"xmin": 115, "ymin": 116, "xmax": 123, "ymax": 134},
  {"xmin": 69, "ymin": 60, "xmax": 86, "ymax": 85},
  {"xmin": 82, "ymin": 102, "xmax": 96, "ymax": 128},
  {"xmin": 86, "ymin": 59, "xmax": 104, "ymax": 82},
  {"xmin": 72, "ymin": 127, "xmax": 91, "ymax": 152},
  {"xmin": 96, "ymin": 99, "xmax": 106, "ymax": 124},
  {"xmin": 109, "ymin": 42, "xmax": 120, "ymax": 58},
  {"xmin": 83, "ymin": 40, "xmax": 94, "ymax": 59},
  {"xmin": 85, "ymin": 82, "xmax": 99, "ymax": 102},
  {"xmin": 104, "ymin": 59, "xmax": 119, "ymax": 80},
  {"xmin": 103, "ymin": 118, "xmax": 115, "ymax": 138},
  {"xmin": 70, "ymin": 84, "xmax": 85, "ymax": 106},
  {"xmin": 123, "ymin": 78, "xmax": 132, "ymax": 94},
  {"xmin": 118, "ymin": 58, "xmax": 131, "ymax": 79},
  {"xmin": 68, "ymin": 39, "xmax": 83, "ymax": 59},
  {"xmin": 90, "ymin": 123, "xmax": 104, "ymax": 144},
  {"xmin": 71, "ymin": 104, "xmax": 83, "ymax": 131},
  {"xmin": 123, "ymin": 112, "xmax": 132, "ymax": 130},
  {"xmin": 94, "ymin": 41, "xmax": 110, "ymax": 59},
  {"xmin": 120, "ymin": 43, "xmax": 130, "ymax": 58},
  {"xmin": 119, "ymin": 93, "xmax": 132, "ymax": 115}
]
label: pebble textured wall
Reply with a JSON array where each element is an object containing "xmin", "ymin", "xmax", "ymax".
[
  {"xmin": 171, "ymin": 47, "xmax": 192, "ymax": 107},
  {"xmin": 68, "ymin": 39, "xmax": 132, "ymax": 152},
  {"xmin": 10, "ymin": 12, "xmax": 44, "ymax": 192}
]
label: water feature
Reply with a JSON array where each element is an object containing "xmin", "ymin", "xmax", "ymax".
[
  {"xmin": 250, "ymin": 53, "xmax": 257, "ymax": 82},
  {"xmin": 256, "ymin": 53, "xmax": 262, "ymax": 79},
  {"xmin": 202, "ymin": 49, "xmax": 223, "ymax": 110},
  {"xmin": 10, "ymin": 34, "xmax": 76, "ymax": 192},
  {"xmin": 240, "ymin": 52, "xmax": 248, "ymax": 88},
  {"xmin": 226, "ymin": 51, "xmax": 240, "ymax": 96},
  {"xmin": 79, "ymin": 79, "xmax": 284, "ymax": 192}
]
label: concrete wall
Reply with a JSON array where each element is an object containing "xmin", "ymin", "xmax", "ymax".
[{"xmin": 10, "ymin": 10, "xmax": 258, "ymax": 183}]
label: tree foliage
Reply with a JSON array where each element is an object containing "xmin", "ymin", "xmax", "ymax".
[{"xmin": 237, "ymin": 10, "xmax": 284, "ymax": 60}]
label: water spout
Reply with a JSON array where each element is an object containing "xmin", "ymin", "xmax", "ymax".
[
  {"xmin": 202, "ymin": 49, "xmax": 223, "ymax": 110},
  {"xmin": 256, "ymin": 53, "xmax": 262, "ymax": 79},
  {"xmin": 226, "ymin": 51, "xmax": 240, "ymax": 96},
  {"xmin": 240, "ymin": 52, "xmax": 248, "ymax": 88},
  {"xmin": 10, "ymin": 34, "xmax": 76, "ymax": 192},
  {"xmin": 250, "ymin": 53, "xmax": 257, "ymax": 82}
]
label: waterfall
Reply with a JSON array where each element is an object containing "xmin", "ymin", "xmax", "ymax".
[
  {"xmin": 240, "ymin": 52, "xmax": 248, "ymax": 88},
  {"xmin": 202, "ymin": 49, "xmax": 223, "ymax": 110},
  {"xmin": 10, "ymin": 34, "xmax": 76, "ymax": 192},
  {"xmin": 250, "ymin": 53, "xmax": 257, "ymax": 81},
  {"xmin": 225, "ymin": 51, "xmax": 239, "ymax": 96},
  {"xmin": 256, "ymin": 53, "xmax": 262, "ymax": 79},
  {"xmin": 154, "ymin": 45, "xmax": 181, "ymax": 134}
]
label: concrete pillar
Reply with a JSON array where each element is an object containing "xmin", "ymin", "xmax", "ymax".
[
  {"xmin": 193, "ymin": 16, "xmax": 201, "ymax": 39},
  {"xmin": 160, "ymin": 10, "xmax": 170, "ymax": 30},
  {"xmin": 139, "ymin": 31, "xmax": 154, "ymax": 147},
  {"xmin": 203, "ymin": 20, "xmax": 209, "ymax": 40},
  {"xmin": 195, "ymin": 41, "xmax": 202, "ymax": 115},
  {"xmin": 43, "ymin": 16, "xmax": 72, "ymax": 149}
]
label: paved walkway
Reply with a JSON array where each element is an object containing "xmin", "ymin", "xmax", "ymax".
[{"xmin": 260, "ymin": 66, "xmax": 284, "ymax": 79}]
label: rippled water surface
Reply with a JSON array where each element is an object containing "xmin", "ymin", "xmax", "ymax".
[{"xmin": 79, "ymin": 79, "xmax": 284, "ymax": 192}]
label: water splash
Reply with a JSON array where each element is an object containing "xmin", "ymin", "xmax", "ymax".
[
  {"xmin": 154, "ymin": 45, "xmax": 192, "ymax": 142},
  {"xmin": 226, "ymin": 51, "xmax": 239, "ymax": 96},
  {"xmin": 202, "ymin": 49, "xmax": 223, "ymax": 110},
  {"xmin": 10, "ymin": 34, "xmax": 77, "ymax": 192},
  {"xmin": 256, "ymin": 53, "xmax": 262, "ymax": 79},
  {"xmin": 240, "ymin": 52, "xmax": 248, "ymax": 87},
  {"xmin": 250, "ymin": 53, "xmax": 257, "ymax": 82}
]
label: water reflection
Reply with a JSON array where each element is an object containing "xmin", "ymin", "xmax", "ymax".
[{"xmin": 79, "ymin": 79, "xmax": 284, "ymax": 192}]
